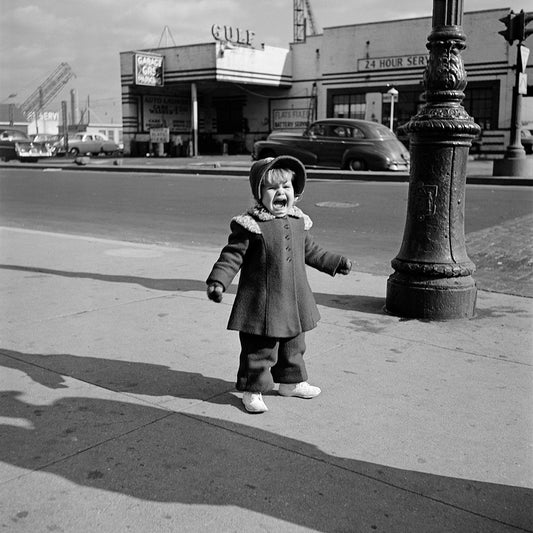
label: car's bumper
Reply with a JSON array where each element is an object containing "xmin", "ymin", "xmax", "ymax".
[
  {"xmin": 387, "ymin": 162, "xmax": 410, "ymax": 171},
  {"xmin": 17, "ymin": 151, "xmax": 53, "ymax": 160}
]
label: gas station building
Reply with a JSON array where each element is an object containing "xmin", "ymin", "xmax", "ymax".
[{"xmin": 119, "ymin": 8, "xmax": 532, "ymax": 156}]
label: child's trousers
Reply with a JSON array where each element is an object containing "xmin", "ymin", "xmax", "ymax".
[{"xmin": 236, "ymin": 332, "xmax": 308, "ymax": 392}]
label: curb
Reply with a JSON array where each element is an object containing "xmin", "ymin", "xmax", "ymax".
[{"xmin": 2, "ymin": 161, "xmax": 532, "ymax": 186}]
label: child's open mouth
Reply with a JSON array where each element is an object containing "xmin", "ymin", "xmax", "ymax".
[{"xmin": 273, "ymin": 198, "xmax": 287, "ymax": 208}]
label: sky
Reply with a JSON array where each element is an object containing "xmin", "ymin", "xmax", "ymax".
[{"xmin": 0, "ymin": 0, "xmax": 527, "ymax": 123}]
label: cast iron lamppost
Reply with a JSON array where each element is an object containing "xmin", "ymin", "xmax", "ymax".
[{"xmin": 385, "ymin": 0, "xmax": 480, "ymax": 320}]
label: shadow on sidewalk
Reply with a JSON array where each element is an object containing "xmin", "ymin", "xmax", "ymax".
[
  {"xmin": 0, "ymin": 264, "xmax": 220, "ymax": 294},
  {"xmin": 0, "ymin": 349, "xmax": 236, "ymax": 406},
  {"xmin": 0, "ymin": 383, "xmax": 531, "ymax": 531},
  {"xmin": 0, "ymin": 264, "xmax": 386, "ymax": 314}
]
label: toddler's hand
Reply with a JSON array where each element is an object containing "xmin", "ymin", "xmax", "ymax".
[
  {"xmin": 207, "ymin": 282, "xmax": 224, "ymax": 302},
  {"xmin": 337, "ymin": 257, "xmax": 352, "ymax": 275}
]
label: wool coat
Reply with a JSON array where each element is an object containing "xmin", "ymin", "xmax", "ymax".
[{"xmin": 207, "ymin": 204, "xmax": 344, "ymax": 338}]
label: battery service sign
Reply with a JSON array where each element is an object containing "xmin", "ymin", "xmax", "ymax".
[{"xmin": 273, "ymin": 109, "xmax": 308, "ymax": 130}]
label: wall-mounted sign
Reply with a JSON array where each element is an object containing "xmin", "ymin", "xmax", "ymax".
[
  {"xmin": 357, "ymin": 54, "xmax": 428, "ymax": 72},
  {"xmin": 272, "ymin": 109, "xmax": 308, "ymax": 130},
  {"xmin": 142, "ymin": 95, "xmax": 190, "ymax": 132},
  {"xmin": 211, "ymin": 24, "xmax": 255, "ymax": 47},
  {"xmin": 149, "ymin": 128, "xmax": 170, "ymax": 143},
  {"xmin": 135, "ymin": 53, "xmax": 164, "ymax": 87}
]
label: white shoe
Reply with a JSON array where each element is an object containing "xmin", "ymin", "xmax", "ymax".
[
  {"xmin": 278, "ymin": 382, "xmax": 321, "ymax": 399},
  {"xmin": 242, "ymin": 392, "xmax": 268, "ymax": 413}
]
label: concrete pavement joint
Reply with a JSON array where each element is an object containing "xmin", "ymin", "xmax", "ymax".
[
  {"xmin": 1, "ymin": 291, "xmax": 181, "ymax": 327},
  {"xmin": 179, "ymin": 410, "xmax": 530, "ymax": 531},
  {"xmin": 0, "ymin": 412, "xmax": 176, "ymax": 488}
]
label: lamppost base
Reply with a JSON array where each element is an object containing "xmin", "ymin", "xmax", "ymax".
[
  {"xmin": 386, "ymin": 272, "xmax": 477, "ymax": 320},
  {"xmin": 493, "ymin": 157, "xmax": 533, "ymax": 177}
]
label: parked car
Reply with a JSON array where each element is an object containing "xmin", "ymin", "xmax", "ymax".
[
  {"xmin": 30, "ymin": 133, "xmax": 56, "ymax": 143},
  {"xmin": 30, "ymin": 134, "xmax": 63, "ymax": 154},
  {"xmin": 59, "ymin": 132, "xmax": 121, "ymax": 157},
  {"xmin": 0, "ymin": 129, "xmax": 53, "ymax": 162},
  {"xmin": 252, "ymin": 118, "xmax": 410, "ymax": 171},
  {"xmin": 521, "ymin": 129, "xmax": 533, "ymax": 154}
]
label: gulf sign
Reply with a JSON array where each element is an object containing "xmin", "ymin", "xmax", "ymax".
[{"xmin": 134, "ymin": 53, "xmax": 164, "ymax": 87}]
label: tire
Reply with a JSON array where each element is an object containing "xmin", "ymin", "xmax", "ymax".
[
  {"xmin": 346, "ymin": 159, "xmax": 367, "ymax": 171},
  {"xmin": 69, "ymin": 147, "xmax": 80, "ymax": 157}
]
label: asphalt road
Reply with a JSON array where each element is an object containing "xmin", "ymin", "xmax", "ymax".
[{"xmin": 0, "ymin": 167, "xmax": 531, "ymax": 296}]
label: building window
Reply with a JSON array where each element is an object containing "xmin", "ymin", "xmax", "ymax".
[
  {"xmin": 394, "ymin": 88, "xmax": 424, "ymax": 126},
  {"xmin": 463, "ymin": 84, "xmax": 497, "ymax": 131},
  {"xmin": 332, "ymin": 94, "xmax": 366, "ymax": 119},
  {"xmin": 328, "ymin": 81, "xmax": 499, "ymax": 131}
]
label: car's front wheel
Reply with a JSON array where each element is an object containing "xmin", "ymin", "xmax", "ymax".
[
  {"xmin": 69, "ymin": 147, "xmax": 80, "ymax": 157},
  {"xmin": 345, "ymin": 158, "xmax": 367, "ymax": 171}
]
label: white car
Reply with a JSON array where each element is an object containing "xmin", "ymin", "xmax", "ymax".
[{"xmin": 62, "ymin": 133, "xmax": 121, "ymax": 157}]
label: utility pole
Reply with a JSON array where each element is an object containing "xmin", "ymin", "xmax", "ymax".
[
  {"xmin": 387, "ymin": 87, "xmax": 398, "ymax": 131},
  {"xmin": 385, "ymin": 0, "xmax": 480, "ymax": 320}
]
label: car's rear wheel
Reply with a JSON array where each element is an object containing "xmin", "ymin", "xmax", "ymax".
[
  {"xmin": 69, "ymin": 147, "xmax": 80, "ymax": 157},
  {"xmin": 346, "ymin": 158, "xmax": 367, "ymax": 171}
]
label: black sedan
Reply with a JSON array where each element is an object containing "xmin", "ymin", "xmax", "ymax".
[
  {"xmin": 252, "ymin": 118, "xmax": 410, "ymax": 171},
  {"xmin": 0, "ymin": 129, "xmax": 53, "ymax": 162}
]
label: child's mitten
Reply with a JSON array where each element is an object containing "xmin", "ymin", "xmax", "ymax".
[
  {"xmin": 337, "ymin": 257, "xmax": 352, "ymax": 275},
  {"xmin": 207, "ymin": 282, "xmax": 224, "ymax": 302}
]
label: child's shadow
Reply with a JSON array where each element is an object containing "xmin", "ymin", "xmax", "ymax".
[{"xmin": 1, "ymin": 349, "xmax": 240, "ymax": 408}]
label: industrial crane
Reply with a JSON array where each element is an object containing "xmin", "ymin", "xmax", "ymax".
[
  {"xmin": 293, "ymin": 0, "xmax": 320, "ymax": 42},
  {"xmin": 20, "ymin": 63, "xmax": 75, "ymax": 120}
]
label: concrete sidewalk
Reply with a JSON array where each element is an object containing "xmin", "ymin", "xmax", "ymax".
[{"xmin": 0, "ymin": 227, "xmax": 532, "ymax": 532}]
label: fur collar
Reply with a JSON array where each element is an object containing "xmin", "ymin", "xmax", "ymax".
[{"xmin": 232, "ymin": 203, "xmax": 313, "ymax": 234}]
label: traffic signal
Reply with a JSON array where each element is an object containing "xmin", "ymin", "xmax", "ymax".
[
  {"xmin": 499, "ymin": 10, "xmax": 533, "ymax": 44},
  {"xmin": 499, "ymin": 10, "xmax": 517, "ymax": 44},
  {"xmin": 516, "ymin": 10, "xmax": 533, "ymax": 42}
]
